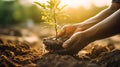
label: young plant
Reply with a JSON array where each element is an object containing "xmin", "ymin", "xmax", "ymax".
[{"xmin": 35, "ymin": 0, "xmax": 67, "ymax": 40}]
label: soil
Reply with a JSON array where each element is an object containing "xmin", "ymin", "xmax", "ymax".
[
  {"xmin": 0, "ymin": 35, "xmax": 120, "ymax": 67},
  {"xmin": 43, "ymin": 37, "xmax": 68, "ymax": 51},
  {"xmin": 0, "ymin": 38, "xmax": 43, "ymax": 67}
]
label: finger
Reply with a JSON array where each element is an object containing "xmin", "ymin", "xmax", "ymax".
[
  {"xmin": 60, "ymin": 40, "xmax": 82, "ymax": 55},
  {"xmin": 71, "ymin": 36, "xmax": 90, "ymax": 52},
  {"xmin": 63, "ymin": 32, "xmax": 81, "ymax": 48},
  {"xmin": 62, "ymin": 38, "xmax": 74, "ymax": 48},
  {"xmin": 58, "ymin": 25, "xmax": 77, "ymax": 38}
]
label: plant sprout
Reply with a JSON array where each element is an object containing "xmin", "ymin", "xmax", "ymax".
[{"xmin": 35, "ymin": 0, "xmax": 67, "ymax": 40}]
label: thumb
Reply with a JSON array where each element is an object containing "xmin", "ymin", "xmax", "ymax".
[
  {"xmin": 62, "ymin": 41, "xmax": 69, "ymax": 48},
  {"xmin": 62, "ymin": 32, "xmax": 81, "ymax": 48},
  {"xmin": 62, "ymin": 38, "xmax": 74, "ymax": 48}
]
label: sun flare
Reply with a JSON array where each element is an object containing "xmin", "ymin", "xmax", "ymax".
[
  {"xmin": 33, "ymin": 0, "xmax": 111, "ymax": 8},
  {"xmin": 60, "ymin": 0, "xmax": 91, "ymax": 8}
]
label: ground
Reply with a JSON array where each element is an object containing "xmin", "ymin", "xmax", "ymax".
[{"xmin": 0, "ymin": 28, "xmax": 120, "ymax": 67}]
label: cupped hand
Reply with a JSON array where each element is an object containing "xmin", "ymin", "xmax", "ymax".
[
  {"xmin": 58, "ymin": 25, "xmax": 83, "ymax": 38},
  {"xmin": 53, "ymin": 32, "xmax": 92, "ymax": 55}
]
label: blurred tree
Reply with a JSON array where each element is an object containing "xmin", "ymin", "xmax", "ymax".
[
  {"xmin": 0, "ymin": 0, "xmax": 43, "ymax": 26},
  {"xmin": 0, "ymin": 0, "xmax": 26, "ymax": 26},
  {"xmin": 29, "ymin": 4, "xmax": 43, "ymax": 23}
]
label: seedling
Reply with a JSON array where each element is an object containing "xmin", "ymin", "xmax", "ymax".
[{"xmin": 35, "ymin": 0, "xmax": 67, "ymax": 40}]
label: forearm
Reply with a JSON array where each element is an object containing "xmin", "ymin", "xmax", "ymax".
[
  {"xmin": 76, "ymin": 3, "xmax": 120, "ymax": 30},
  {"xmin": 85, "ymin": 9, "xmax": 120, "ymax": 41}
]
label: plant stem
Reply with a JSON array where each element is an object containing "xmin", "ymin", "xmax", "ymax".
[{"xmin": 53, "ymin": 8, "xmax": 58, "ymax": 40}]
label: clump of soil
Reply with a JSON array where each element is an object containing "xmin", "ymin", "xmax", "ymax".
[
  {"xmin": 43, "ymin": 37, "xmax": 68, "ymax": 51},
  {"xmin": 0, "ymin": 38, "xmax": 43, "ymax": 67}
]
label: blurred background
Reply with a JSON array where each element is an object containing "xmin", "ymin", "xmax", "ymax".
[
  {"xmin": 0, "ymin": 0, "xmax": 112, "ymax": 43},
  {"xmin": 1, "ymin": 1, "xmax": 120, "ymax": 67}
]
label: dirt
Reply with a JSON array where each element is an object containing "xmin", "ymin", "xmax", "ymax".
[
  {"xmin": 0, "ymin": 35, "xmax": 120, "ymax": 67},
  {"xmin": 43, "ymin": 37, "xmax": 68, "ymax": 51},
  {"xmin": 42, "ymin": 36, "xmax": 120, "ymax": 67},
  {"xmin": 0, "ymin": 28, "xmax": 22, "ymax": 36},
  {"xmin": 0, "ymin": 38, "xmax": 43, "ymax": 67},
  {"xmin": 36, "ymin": 54, "xmax": 103, "ymax": 67}
]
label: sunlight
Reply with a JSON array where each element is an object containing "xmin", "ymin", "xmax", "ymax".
[
  {"xmin": 33, "ymin": 0, "xmax": 111, "ymax": 8},
  {"xmin": 60, "ymin": 0, "xmax": 91, "ymax": 8},
  {"xmin": 92, "ymin": 0, "xmax": 111, "ymax": 7}
]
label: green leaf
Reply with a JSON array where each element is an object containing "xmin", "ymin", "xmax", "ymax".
[{"xmin": 34, "ymin": 2, "xmax": 46, "ymax": 9}]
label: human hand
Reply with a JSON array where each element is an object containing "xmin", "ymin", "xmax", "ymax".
[
  {"xmin": 58, "ymin": 24, "xmax": 83, "ymax": 38},
  {"xmin": 53, "ymin": 23, "xmax": 94, "ymax": 55},
  {"xmin": 53, "ymin": 32, "xmax": 92, "ymax": 55}
]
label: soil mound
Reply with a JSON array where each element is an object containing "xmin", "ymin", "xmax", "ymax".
[{"xmin": 0, "ymin": 38, "xmax": 42, "ymax": 67}]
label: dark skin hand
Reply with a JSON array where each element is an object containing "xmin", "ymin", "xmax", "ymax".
[{"xmin": 52, "ymin": 3, "xmax": 120, "ymax": 55}]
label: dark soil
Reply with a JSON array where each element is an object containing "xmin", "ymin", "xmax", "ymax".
[
  {"xmin": 0, "ymin": 28, "xmax": 22, "ymax": 36},
  {"xmin": 43, "ymin": 37, "xmax": 68, "ymax": 51},
  {"xmin": 36, "ymin": 54, "xmax": 103, "ymax": 67},
  {"xmin": 42, "ymin": 36, "xmax": 120, "ymax": 67},
  {"xmin": 1, "ymin": 36, "xmax": 120, "ymax": 67},
  {"xmin": 37, "ymin": 49, "xmax": 120, "ymax": 67},
  {"xmin": 0, "ymin": 38, "xmax": 43, "ymax": 67}
]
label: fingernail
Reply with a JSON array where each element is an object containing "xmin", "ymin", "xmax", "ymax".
[{"xmin": 63, "ymin": 43, "xmax": 67, "ymax": 48}]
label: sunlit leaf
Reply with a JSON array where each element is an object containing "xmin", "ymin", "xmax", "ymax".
[{"xmin": 34, "ymin": 2, "xmax": 46, "ymax": 9}]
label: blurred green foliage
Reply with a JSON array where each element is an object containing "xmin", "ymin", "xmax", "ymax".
[
  {"xmin": 0, "ymin": 0, "xmax": 26, "ymax": 25},
  {"xmin": 0, "ymin": 0, "xmax": 43, "ymax": 26},
  {"xmin": 29, "ymin": 4, "xmax": 43, "ymax": 23}
]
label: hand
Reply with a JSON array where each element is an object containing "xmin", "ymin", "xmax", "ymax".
[
  {"xmin": 58, "ymin": 24, "xmax": 83, "ymax": 38},
  {"xmin": 53, "ymin": 32, "xmax": 92, "ymax": 55},
  {"xmin": 54, "ymin": 23, "xmax": 94, "ymax": 55}
]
